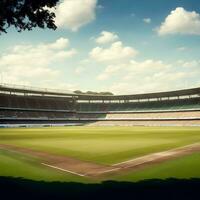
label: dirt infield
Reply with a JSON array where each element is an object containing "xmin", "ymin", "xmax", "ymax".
[
  {"xmin": 111, "ymin": 143, "xmax": 200, "ymax": 174},
  {"xmin": 0, "ymin": 143, "xmax": 200, "ymax": 178},
  {"xmin": 0, "ymin": 144, "xmax": 114, "ymax": 177}
]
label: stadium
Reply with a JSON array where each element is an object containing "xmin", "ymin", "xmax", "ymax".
[
  {"xmin": 1, "ymin": 84, "xmax": 200, "ymax": 127},
  {"xmin": 0, "ymin": 83, "xmax": 200, "ymax": 183},
  {"xmin": 1, "ymin": 0, "xmax": 200, "ymax": 198}
]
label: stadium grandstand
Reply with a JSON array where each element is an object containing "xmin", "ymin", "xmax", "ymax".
[{"xmin": 1, "ymin": 84, "xmax": 200, "ymax": 127}]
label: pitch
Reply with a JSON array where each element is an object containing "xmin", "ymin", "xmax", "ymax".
[{"xmin": 0, "ymin": 126, "xmax": 200, "ymax": 183}]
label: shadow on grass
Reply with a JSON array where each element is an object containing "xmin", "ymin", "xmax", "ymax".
[{"xmin": 0, "ymin": 176, "xmax": 200, "ymax": 199}]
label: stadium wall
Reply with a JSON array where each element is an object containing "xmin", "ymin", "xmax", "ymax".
[{"xmin": 1, "ymin": 85, "xmax": 200, "ymax": 126}]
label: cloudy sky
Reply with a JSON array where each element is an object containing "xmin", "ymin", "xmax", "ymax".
[{"xmin": 1, "ymin": 0, "xmax": 200, "ymax": 94}]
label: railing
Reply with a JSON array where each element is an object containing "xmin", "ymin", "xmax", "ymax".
[
  {"xmin": 0, "ymin": 83, "xmax": 75, "ymax": 95},
  {"xmin": 0, "ymin": 83, "xmax": 200, "ymax": 101}
]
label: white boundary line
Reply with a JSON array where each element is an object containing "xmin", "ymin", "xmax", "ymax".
[
  {"xmin": 112, "ymin": 142, "xmax": 200, "ymax": 166},
  {"xmin": 1, "ymin": 142, "xmax": 200, "ymax": 177},
  {"xmin": 112, "ymin": 157, "xmax": 156, "ymax": 166},
  {"xmin": 41, "ymin": 163, "xmax": 86, "ymax": 177},
  {"xmin": 95, "ymin": 168, "xmax": 121, "ymax": 174}
]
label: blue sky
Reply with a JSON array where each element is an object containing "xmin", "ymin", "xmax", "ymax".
[{"xmin": 0, "ymin": 0, "xmax": 200, "ymax": 94}]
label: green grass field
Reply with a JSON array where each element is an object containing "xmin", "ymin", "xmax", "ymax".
[{"xmin": 0, "ymin": 126, "xmax": 200, "ymax": 182}]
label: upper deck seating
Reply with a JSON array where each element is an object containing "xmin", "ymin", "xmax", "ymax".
[
  {"xmin": 76, "ymin": 98, "xmax": 200, "ymax": 112},
  {"xmin": 0, "ymin": 94, "xmax": 75, "ymax": 111}
]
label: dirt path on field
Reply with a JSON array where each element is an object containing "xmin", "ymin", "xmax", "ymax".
[
  {"xmin": 0, "ymin": 143, "xmax": 115, "ymax": 177},
  {"xmin": 0, "ymin": 143, "xmax": 200, "ymax": 178},
  {"xmin": 109, "ymin": 143, "xmax": 200, "ymax": 175}
]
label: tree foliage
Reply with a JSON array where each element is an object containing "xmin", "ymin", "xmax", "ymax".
[
  {"xmin": 74, "ymin": 90, "xmax": 114, "ymax": 96},
  {"xmin": 0, "ymin": 0, "xmax": 59, "ymax": 33},
  {"xmin": 74, "ymin": 90, "xmax": 84, "ymax": 94}
]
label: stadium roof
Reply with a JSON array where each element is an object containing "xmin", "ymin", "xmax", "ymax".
[{"xmin": 0, "ymin": 84, "xmax": 200, "ymax": 101}]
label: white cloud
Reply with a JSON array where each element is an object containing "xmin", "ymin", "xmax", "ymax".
[
  {"xmin": 48, "ymin": 37, "xmax": 70, "ymax": 49},
  {"xmin": 0, "ymin": 38, "xmax": 77, "ymax": 86},
  {"xmin": 90, "ymin": 41, "xmax": 138, "ymax": 62},
  {"xmin": 108, "ymin": 71, "xmax": 192, "ymax": 95},
  {"xmin": 95, "ymin": 31, "xmax": 119, "ymax": 44},
  {"xmin": 157, "ymin": 7, "xmax": 200, "ymax": 35},
  {"xmin": 179, "ymin": 60, "xmax": 200, "ymax": 68},
  {"xmin": 97, "ymin": 59, "xmax": 170, "ymax": 81},
  {"xmin": 143, "ymin": 18, "xmax": 151, "ymax": 24},
  {"xmin": 177, "ymin": 46, "xmax": 187, "ymax": 51},
  {"xmin": 41, "ymin": 81, "xmax": 78, "ymax": 92},
  {"xmin": 55, "ymin": 0, "xmax": 98, "ymax": 31},
  {"xmin": 98, "ymin": 59, "xmax": 200, "ymax": 94},
  {"xmin": 75, "ymin": 66, "xmax": 86, "ymax": 74},
  {"xmin": 97, "ymin": 65, "xmax": 122, "ymax": 80}
]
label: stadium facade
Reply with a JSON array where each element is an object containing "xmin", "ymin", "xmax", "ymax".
[{"xmin": 1, "ymin": 84, "xmax": 200, "ymax": 127}]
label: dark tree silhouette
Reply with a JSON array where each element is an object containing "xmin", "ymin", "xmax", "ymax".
[{"xmin": 0, "ymin": 0, "xmax": 59, "ymax": 33}]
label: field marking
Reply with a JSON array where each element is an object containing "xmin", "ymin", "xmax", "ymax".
[
  {"xmin": 112, "ymin": 154, "xmax": 163, "ymax": 166},
  {"xmin": 94, "ymin": 168, "xmax": 121, "ymax": 174},
  {"xmin": 1, "ymin": 142, "xmax": 200, "ymax": 177},
  {"xmin": 41, "ymin": 163, "xmax": 86, "ymax": 177},
  {"xmin": 112, "ymin": 142, "xmax": 200, "ymax": 166}
]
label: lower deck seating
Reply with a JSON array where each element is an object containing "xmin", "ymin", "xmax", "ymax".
[
  {"xmin": 1, "ymin": 110, "xmax": 200, "ymax": 121},
  {"xmin": 87, "ymin": 120, "xmax": 200, "ymax": 126},
  {"xmin": 0, "ymin": 110, "xmax": 75, "ymax": 119},
  {"xmin": 106, "ymin": 111, "xmax": 200, "ymax": 119}
]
